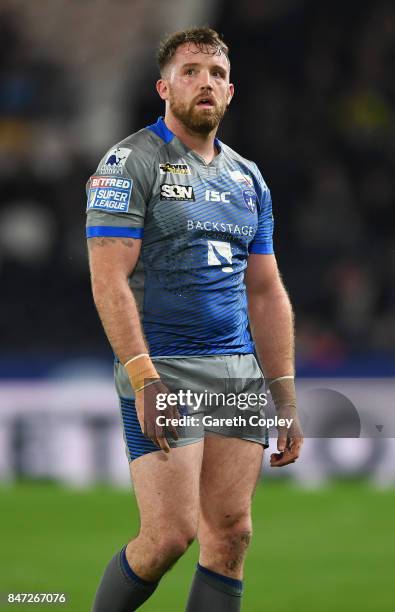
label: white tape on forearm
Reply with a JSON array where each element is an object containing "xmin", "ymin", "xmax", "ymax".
[
  {"xmin": 134, "ymin": 379, "xmax": 162, "ymax": 394},
  {"xmin": 268, "ymin": 375, "xmax": 294, "ymax": 387},
  {"xmin": 124, "ymin": 353, "xmax": 149, "ymax": 368}
]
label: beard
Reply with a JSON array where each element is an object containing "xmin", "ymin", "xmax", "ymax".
[{"xmin": 169, "ymin": 90, "xmax": 228, "ymax": 135}]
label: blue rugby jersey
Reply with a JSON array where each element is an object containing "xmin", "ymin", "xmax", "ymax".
[{"xmin": 86, "ymin": 117, "xmax": 274, "ymax": 356}]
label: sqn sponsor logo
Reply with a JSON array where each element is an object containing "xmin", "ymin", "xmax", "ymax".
[
  {"xmin": 87, "ymin": 175, "xmax": 132, "ymax": 213},
  {"xmin": 159, "ymin": 163, "xmax": 190, "ymax": 175},
  {"xmin": 160, "ymin": 183, "xmax": 195, "ymax": 201},
  {"xmin": 99, "ymin": 146, "xmax": 131, "ymax": 175}
]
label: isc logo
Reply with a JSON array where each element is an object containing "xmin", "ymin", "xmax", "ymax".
[
  {"xmin": 205, "ymin": 190, "xmax": 230, "ymax": 203},
  {"xmin": 160, "ymin": 183, "xmax": 195, "ymax": 201}
]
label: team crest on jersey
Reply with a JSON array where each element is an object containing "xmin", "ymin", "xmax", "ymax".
[
  {"xmin": 160, "ymin": 183, "xmax": 195, "ymax": 201},
  {"xmin": 159, "ymin": 163, "xmax": 190, "ymax": 175},
  {"xmin": 229, "ymin": 169, "xmax": 254, "ymax": 187},
  {"xmin": 99, "ymin": 147, "xmax": 131, "ymax": 175},
  {"xmin": 242, "ymin": 189, "xmax": 257, "ymax": 213}
]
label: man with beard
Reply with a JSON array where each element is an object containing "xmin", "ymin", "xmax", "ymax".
[{"xmin": 86, "ymin": 27, "xmax": 303, "ymax": 612}]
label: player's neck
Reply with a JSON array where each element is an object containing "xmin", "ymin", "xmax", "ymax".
[{"xmin": 164, "ymin": 114, "xmax": 218, "ymax": 165}]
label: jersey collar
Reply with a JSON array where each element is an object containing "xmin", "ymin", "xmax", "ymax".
[
  {"xmin": 147, "ymin": 116, "xmax": 222, "ymax": 166},
  {"xmin": 146, "ymin": 116, "xmax": 175, "ymax": 144}
]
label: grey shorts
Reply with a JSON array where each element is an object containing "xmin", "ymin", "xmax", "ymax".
[{"xmin": 115, "ymin": 353, "xmax": 269, "ymax": 462}]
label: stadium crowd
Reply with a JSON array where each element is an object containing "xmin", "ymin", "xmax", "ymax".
[{"xmin": 1, "ymin": 0, "xmax": 394, "ymax": 375}]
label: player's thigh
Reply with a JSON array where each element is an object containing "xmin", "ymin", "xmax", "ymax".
[
  {"xmin": 131, "ymin": 441, "xmax": 204, "ymax": 537},
  {"xmin": 199, "ymin": 434, "xmax": 263, "ymax": 529}
]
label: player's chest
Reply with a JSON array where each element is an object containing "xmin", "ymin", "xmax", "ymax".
[{"xmin": 148, "ymin": 168, "xmax": 259, "ymax": 233}]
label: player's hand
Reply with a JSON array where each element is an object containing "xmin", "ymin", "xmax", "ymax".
[
  {"xmin": 135, "ymin": 380, "xmax": 180, "ymax": 453},
  {"xmin": 270, "ymin": 405, "xmax": 303, "ymax": 467}
]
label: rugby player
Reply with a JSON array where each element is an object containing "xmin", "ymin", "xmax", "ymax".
[{"xmin": 87, "ymin": 27, "xmax": 303, "ymax": 612}]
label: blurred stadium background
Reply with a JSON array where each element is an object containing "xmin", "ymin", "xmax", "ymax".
[{"xmin": 0, "ymin": 0, "xmax": 394, "ymax": 610}]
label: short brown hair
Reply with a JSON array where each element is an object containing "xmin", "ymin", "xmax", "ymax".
[{"xmin": 157, "ymin": 26, "xmax": 230, "ymax": 75}]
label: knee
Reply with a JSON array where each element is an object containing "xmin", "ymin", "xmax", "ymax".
[
  {"xmin": 222, "ymin": 516, "xmax": 252, "ymax": 551},
  {"xmin": 160, "ymin": 532, "xmax": 195, "ymax": 559},
  {"xmin": 199, "ymin": 513, "xmax": 252, "ymax": 574},
  {"xmin": 151, "ymin": 525, "xmax": 196, "ymax": 564},
  {"xmin": 226, "ymin": 523, "xmax": 252, "ymax": 555},
  {"xmin": 203, "ymin": 512, "xmax": 253, "ymax": 551}
]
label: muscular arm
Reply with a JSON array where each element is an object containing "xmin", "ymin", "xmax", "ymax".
[
  {"xmin": 245, "ymin": 253, "xmax": 294, "ymax": 378},
  {"xmin": 87, "ymin": 236, "xmax": 147, "ymax": 363},
  {"xmin": 246, "ymin": 253, "xmax": 302, "ymax": 466},
  {"xmin": 88, "ymin": 236, "xmax": 178, "ymax": 452}
]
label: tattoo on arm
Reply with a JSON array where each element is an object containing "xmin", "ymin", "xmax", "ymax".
[{"xmin": 88, "ymin": 237, "xmax": 135, "ymax": 249}]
